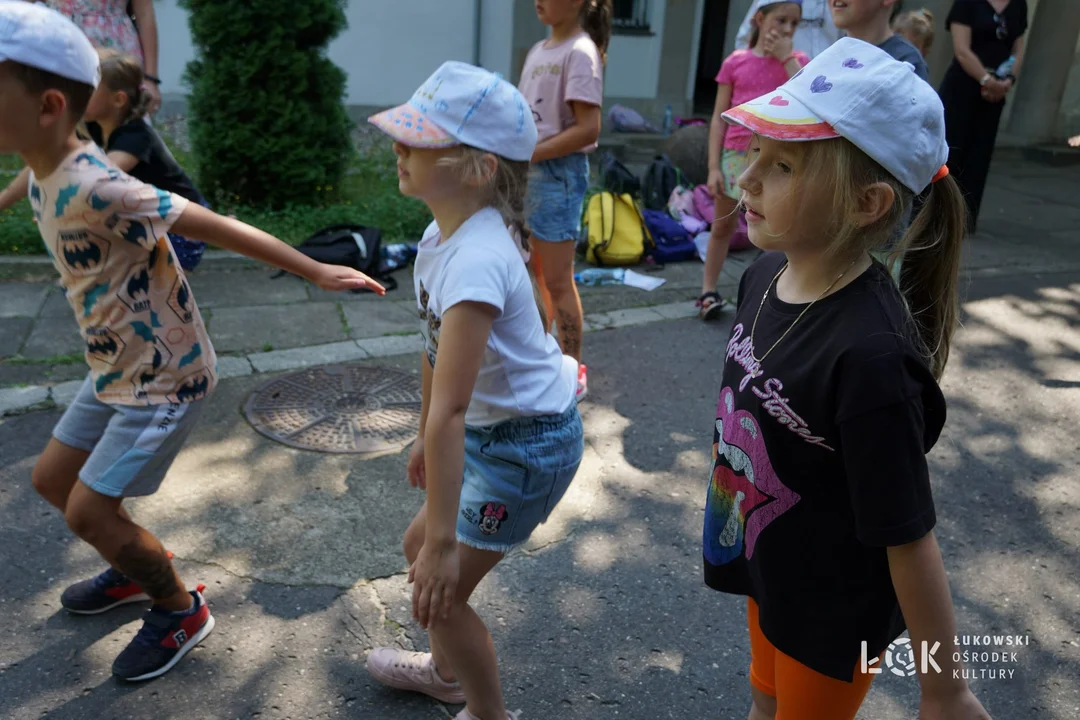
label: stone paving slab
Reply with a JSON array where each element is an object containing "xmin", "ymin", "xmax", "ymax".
[
  {"xmin": 207, "ymin": 302, "xmax": 347, "ymax": 354},
  {"xmin": 38, "ymin": 288, "xmax": 74, "ymax": 318},
  {"xmin": 356, "ymin": 333, "xmax": 425, "ymax": 358},
  {"xmin": 50, "ymin": 380, "xmax": 83, "ymax": 409},
  {"xmin": 17, "ymin": 315, "xmax": 84, "ymax": 360},
  {"xmin": 0, "ymin": 302, "xmax": 693, "ymax": 415},
  {"xmin": 343, "ymin": 301, "xmax": 420, "ymax": 340},
  {"xmin": 187, "ymin": 269, "xmax": 309, "ymax": 309},
  {"xmin": 215, "ymin": 355, "xmax": 254, "ymax": 380},
  {"xmin": 0, "ymin": 385, "xmax": 49, "ymax": 414},
  {"xmin": 0, "ymin": 316, "xmax": 33, "ymax": 358},
  {"xmin": 0, "ymin": 283, "xmax": 48, "ymax": 318},
  {"xmin": 248, "ymin": 340, "xmax": 370, "ymax": 374}
]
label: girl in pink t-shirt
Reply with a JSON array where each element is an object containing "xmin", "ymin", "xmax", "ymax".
[
  {"xmin": 518, "ymin": 0, "xmax": 612, "ymax": 401},
  {"xmin": 698, "ymin": 0, "xmax": 808, "ymax": 321}
]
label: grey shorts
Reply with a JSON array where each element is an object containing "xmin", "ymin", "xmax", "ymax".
[{"xmin": 52, "ymin": 375, "xmax": 205, "ymax": 498}]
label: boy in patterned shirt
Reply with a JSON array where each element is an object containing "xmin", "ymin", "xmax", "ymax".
[{"xmin": 0, "ymin": 3, "xmax": 384, "ymax": 681}]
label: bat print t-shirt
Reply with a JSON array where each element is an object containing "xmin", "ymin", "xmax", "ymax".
[{"xmin": 30, "ymin": 143, "xmax": 216, "ymax": 406}]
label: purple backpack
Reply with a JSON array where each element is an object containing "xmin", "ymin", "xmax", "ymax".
[{"xmin": 643, "ymin": 209, "xmax": 697, "ymax": 263}]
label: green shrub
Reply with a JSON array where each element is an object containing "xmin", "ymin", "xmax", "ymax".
[
  {"xmin": 0, "ymin": 148, "xmax": 431, "ymax": 256},
  {"xmin": 179, "ymin": 0, "xmax": 352, "ymax": 209}
]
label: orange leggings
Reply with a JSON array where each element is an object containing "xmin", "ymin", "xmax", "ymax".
[{"xmin": 747, "ymin": 599, "xmax": 876, "ymax": 720}]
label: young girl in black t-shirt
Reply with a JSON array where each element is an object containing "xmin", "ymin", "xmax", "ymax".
[
  {"xmin": 702, "ymin": 39, "xmax": 990, "ymax": 720},
  {"xmin": 82, "ymin": 49, "xmax": 209, "ymax": 271}
]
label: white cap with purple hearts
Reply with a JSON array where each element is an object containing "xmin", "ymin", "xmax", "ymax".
[{"xmin": 723, "ymin": 37, "xmax": 948, "ymax": 194}]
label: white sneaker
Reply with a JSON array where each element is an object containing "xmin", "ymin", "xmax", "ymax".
[
  {"xmin": 365, "ymin": 648, "xmax": 465, "ymax": 704},
  {"xmin": 455, "ymin": 709, "xmax": 522, "ymax": 720}
]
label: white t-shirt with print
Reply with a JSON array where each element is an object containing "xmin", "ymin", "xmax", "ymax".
[{"xmin": 414, "ymin": 207, "xmax": 576, "ymax": 427}]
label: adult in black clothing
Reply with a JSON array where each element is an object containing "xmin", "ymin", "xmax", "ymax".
[{"xmin": 939, "ymin": 0, "xmax": 1027, "ymax": 231}]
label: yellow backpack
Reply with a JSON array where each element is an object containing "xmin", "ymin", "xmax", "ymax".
[{"xmin": 582, "ymin": 191, "xmax": 652, "ymax": 267}]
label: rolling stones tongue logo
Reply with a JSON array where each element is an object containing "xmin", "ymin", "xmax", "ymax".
[{"xmin": 704, "ymin": 387, "xmax": 802, "ymax": 566}]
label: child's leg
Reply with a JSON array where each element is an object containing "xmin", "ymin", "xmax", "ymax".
[
  {"xmin": 403, "ymin": 505, "xmax": 504, "ymax": 702},
  {"xmin": 427, "ymin": 545, "xmax": 506, "ymax": 720},
  {"xmin": 532, "ymin": 237, "xmax": 583, "ymax": 361},
  {"xmin": 701, "ymin": 193, "xmax": 739, "ymax": 296},
  {"xmin": 528, "ymin": 240, "xmax": 555, "ymax": 335},
  {"xmin": 64, "ymin": 481, "xmax": 191, "ymax": 612}
]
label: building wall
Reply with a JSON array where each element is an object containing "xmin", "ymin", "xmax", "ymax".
[
  {"xmin": 157, "ymin": 0, "xmax": 483, "ymax": 108},
  {"xmin": 605, "ymin": 2, "xmax": 669, "ymax": 99}
]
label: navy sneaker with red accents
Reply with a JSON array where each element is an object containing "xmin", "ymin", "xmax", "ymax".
[
  {"xmin": 60, "ymin": 568, "xmax": 150, "ymax": 615},
  {"xmin": 112, "ymin": 585, "xmax": 215, "ymax": 682}
]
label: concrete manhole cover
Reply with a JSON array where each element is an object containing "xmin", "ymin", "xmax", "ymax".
[{"xmin": 243, "ymin": 364, "xmax": 423, "ymax": 454}]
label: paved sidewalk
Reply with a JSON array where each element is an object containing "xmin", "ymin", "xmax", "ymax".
[{"xmin": 0, "ymin": 248, "xmax": 757, "ymax": 414}]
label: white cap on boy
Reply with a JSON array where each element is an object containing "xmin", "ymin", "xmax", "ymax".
[
  {"xmin": 722, "ymin": 37, "xmax": 948, "ymax": 194},
  {"xmin": 369, "ymin": 61, "xmax": 538, "ymax": 163},
  {"xmin": 0, "ymin": 1, "xmax": 100, "ymax": 87}
]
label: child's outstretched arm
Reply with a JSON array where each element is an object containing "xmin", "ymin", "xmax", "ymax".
[
  {"xmin": 888, "ymin": 532, "xmax": 992, "ymax": 719},
  {"xmin": 171, "ymin": 203, "xmax": 385, "ymax": 294},
  {"xmin": 0, "ymin": 167, "xmax": 30, "ymax": 213},
  {"xmin": 407, "ymin": 300, "xmax": 497, "ymax": 629},
  {"xmin": 531, "ymin": 101, "xmax": 602, "ymax": 163}
]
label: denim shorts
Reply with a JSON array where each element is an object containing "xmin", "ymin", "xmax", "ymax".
[
  {"xmin": 52, "ymin": 375, "xmax": 204, "ymax": 498},
  {"xmin": 457, "ymin": 405, "xmax": 584, "ymax": 552},
  {"xmin": 526, "ymin": 153, "xmax": 590, "ymax": 242}
]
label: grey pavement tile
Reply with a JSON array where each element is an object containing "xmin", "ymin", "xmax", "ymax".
[
  {"xmin": 207, "ymin": 302, "xmax": 347, "ymax": 354},
  {"xmin": 215, "ymin": 355, "xmax": 253, "ymax": 379},
  {"xmin": 247, "ymin": 341, "xmax": 370, "ymax": 373},
  {"xmin": 343, "ymin": 300, "xmax": 420, "ymax": 339},
  {"xmin": 355, "ymin": 333, "xmax": 425, "ymax": 358},
  {"xmin": 0, "ymin": 283, "xmax": 49, "ymax": 318},
  {"xmin": 49, "ymin": 379, "xmax": 84, "ymax": 408},
  {"xmin": 187, "ymin": 269, "xmax": 308, "ymax": 309},
  {"xmin": 0, "ymin": 317, "xmax": 33, "ymax": 358},
  {"xmin": 38, "ymin": 287, "xmax": 75, "ymax": 318},
  {"xmin": 0, "ymin": 385, "xmax": 49, "ymax": 415},
  {"xmin": 18, "ymin": 315, "xmax": 83, "ymax": 360}
]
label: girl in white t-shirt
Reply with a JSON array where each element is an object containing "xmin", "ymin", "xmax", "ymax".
[{"xmin": 364, "ymin": 62, "xmax": 583, "ymax": 720}]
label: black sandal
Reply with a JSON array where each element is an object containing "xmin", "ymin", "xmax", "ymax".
[{"xmin": 696, "ymin": 292, "xmax": 726, "ymax": 321}]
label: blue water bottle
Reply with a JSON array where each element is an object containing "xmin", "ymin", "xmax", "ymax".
[
  {"xmin": 995, "ymin": 56, "xmax": 1015, "ymax": 78},
  {"xmin": 662, "ymin": 104, "xmax": 673, "ymax": 137},
  {"xmin": 574, "ymin": 268, "xmax": 626, "ymax": 286}
]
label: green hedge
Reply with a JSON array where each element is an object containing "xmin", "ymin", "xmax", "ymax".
[
  {"xmin": 0, "ymin": 149, "xmax": 431, "ymax": 256},
  {"xmin": 179, "ymin": 0, "xmax": 352, "ymax": 209}
]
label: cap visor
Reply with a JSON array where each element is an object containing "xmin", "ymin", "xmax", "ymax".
[
  {"xmin": 721, "ymin": 88, "xmax": 838, "ymax": 142},
  {"xmin": 368, "ymin": 103, "xmax": 457, "ymax": 148}
]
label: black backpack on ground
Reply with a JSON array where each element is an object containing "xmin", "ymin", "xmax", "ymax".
[
  {"xmin": 273, "ymin": 224, "xmax": 398, "ymax": 292},
  {"xmin": 599, "ymin": 152, "xmax": 641, "ymax": 196},
  {"xmin": 641, "ymin": 154, "xmax": 681, "ymax": 211}
]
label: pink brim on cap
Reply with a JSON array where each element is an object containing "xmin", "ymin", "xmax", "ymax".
[
  {"xmin": 721, "ymin": 87, "xmax": 839, "ymax": 142},
  {"xmin": 368, "ymin": 103, "xmax": 458, "ymax": 148}
]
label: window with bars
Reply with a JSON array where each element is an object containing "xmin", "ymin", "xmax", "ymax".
[{"xmin": 612, "ymin": 0, "xmax": 651, "ymax": 33}]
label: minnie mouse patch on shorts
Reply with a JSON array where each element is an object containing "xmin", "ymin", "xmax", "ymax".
[{"xmin": 462, "ymin": 502, "xmax": 509, "ymax": 536}]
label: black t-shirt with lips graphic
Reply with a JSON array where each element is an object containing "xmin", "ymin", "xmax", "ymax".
[{"xmin": 702, "ymin": 252, "xmax": 946, "ymax": 682}]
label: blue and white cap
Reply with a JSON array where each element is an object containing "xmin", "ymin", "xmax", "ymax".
[
  {"xmin": 723, "ymin": 38, "xmax": 948, "ymax": 193},
  {"xmin": 0, "ymin": 0, "xmax": 99, "ymax": 87},
  {"xmin": 369, "ymin": 61, "xmax": 538, "ymax": 163}
]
